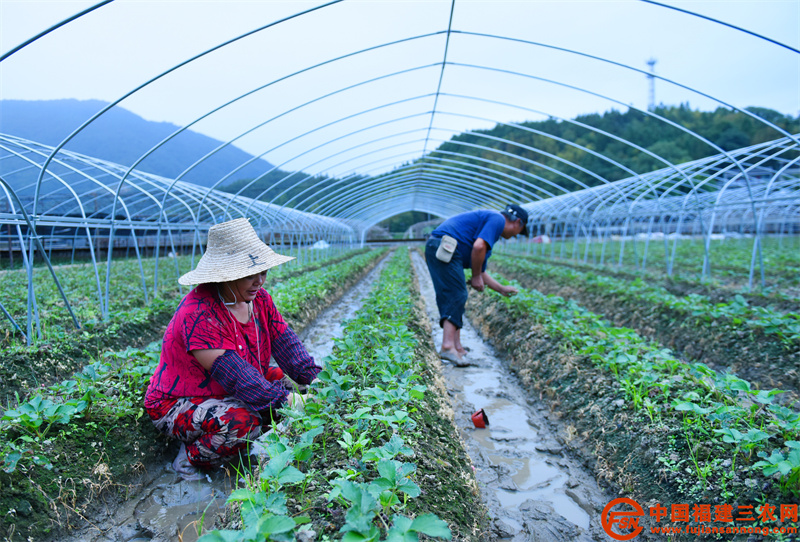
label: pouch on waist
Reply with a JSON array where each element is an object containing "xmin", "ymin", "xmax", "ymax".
[{"xmin": 435, "ymin": 234, "xmax": 458, "ymax": 263}]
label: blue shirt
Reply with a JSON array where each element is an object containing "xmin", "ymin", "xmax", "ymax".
[{"xmin": 432, "ymin": 210, "xmax": 505, "ymax": 270}]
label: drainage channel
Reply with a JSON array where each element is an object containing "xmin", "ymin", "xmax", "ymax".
[
  {"xmin": 60, "ymin": 255, "xmax": 390, "ymax": 542},
  {"xmin": 411, "ymin": 251, "xmax": 611, "ymax": 541}
]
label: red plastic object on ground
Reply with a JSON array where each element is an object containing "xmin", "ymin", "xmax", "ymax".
[{"xmin": 471, "ymin": 408, "xmax": 489, "ymax": 428}]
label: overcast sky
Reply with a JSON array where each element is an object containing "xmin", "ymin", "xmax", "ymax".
[{"xmin": 1, "ymin": 0, "xmax": 798, "ymax": 177}]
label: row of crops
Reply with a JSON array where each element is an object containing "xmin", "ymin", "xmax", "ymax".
[
  {"xmin": 0, "ymin": 247, "xmax": 392, "ymax": 541},
  {"xmin": 490, "ymin": 253, "xmax": 800, "ymax": 406},
  {"xmin": 465, "ymin": 253, "xmax": 800, "ymax": 537}
]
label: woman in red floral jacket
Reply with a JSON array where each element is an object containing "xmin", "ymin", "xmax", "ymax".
[{"xmin": 145, "ymin": 218, "xmax": 321, "ymax": 480}]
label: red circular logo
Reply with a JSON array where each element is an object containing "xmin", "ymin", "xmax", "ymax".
[{"xmin": 601, "ymin": 497, "xmax": 645, "ymax": 541}]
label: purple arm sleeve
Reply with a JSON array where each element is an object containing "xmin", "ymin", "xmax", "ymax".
[
  {"xmin": 272, "ymin": 327, "xmax": 322, "ymax": 385},
  {"xmin": 210, "ymin": 350, "xmax": 289, "ymax": 411}
]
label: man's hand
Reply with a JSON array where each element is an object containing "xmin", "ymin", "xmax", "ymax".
[
  {"xmin": 501, "ymin": 285, "xmax": 518, "ymax": 297},
  {"xmin": 470, "ymin": 274, "xmax": 485, "ymax": 292}
]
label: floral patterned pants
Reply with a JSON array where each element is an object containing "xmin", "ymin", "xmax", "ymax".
[{"xmin": 148, "ymin": 396, "xmax": 262, "ymax": 468}]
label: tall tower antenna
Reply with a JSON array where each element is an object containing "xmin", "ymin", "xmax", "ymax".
[{"xmin": 646, "ymin": 58, "xmax": 657, "ymax": 111}]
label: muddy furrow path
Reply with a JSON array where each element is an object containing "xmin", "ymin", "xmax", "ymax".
[
  {"xmin": 411, "ymin": 251, "xmax": 611, "ymax": 541},
  {"xmin": 60, "ymin": 255, "xmax": 391, "ymax": 542},
  {"xmin": 296, "ymin": 252, "xmax": 391, "ymax": 362}
]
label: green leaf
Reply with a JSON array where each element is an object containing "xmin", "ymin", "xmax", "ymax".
[
  {"xmin": 368, "ymin": 479, "xmax": 394, "ymax": 494},
  {"xmin": 342, "ymin": 527, "xmax": 380, "ymax": 542},
  {"xmin": 2, "ymin": 452, "xmax": 21, "ymax": 473},
  {"xmin": 410, "ymin": 514, "xmax": 452, "ymax": 538},
  {"xmin": 714, "ymin": 428, "xmax": 744, "ymax": 444},
  {"xmin": 347, "ymin": 407, "xmax": 372, "ymax": 420},
  {"xmin": 377, "ymin": 460, "xmax": 399, "ymax": 483},
  {"xmin": 227, "ymin": 488, "xmax": 257, "ymax": 503},
  {"xmin": 387, "ymin": 516, "xmax": 416, "ymax": 542},
  {"xmin": 397, "ymin": 462, "xmax": 416, "ymax": 478},
  {"xmin": 197, "ymin": 530, "xmax": 244, "ymax": 542},
  {"xmin": 398, "ymin": 479, "xmax": 421, "ymax": 498},
  {"xmin": 409, "ymin": 385, "xmax": 426, "ymax": 400},
  {"xmin": 258, "ymin": 515, "xmax": 296, "ymax": 535},
  {"xmin": 743, "ymin": 429, "xmax": 770, "ymax": 443},
  {"xmin": 276, "ymin": 465, "xmax": 305, "ymax": 485},
  {"xmin": 727, "ymin": 379, "xmax": 751, "ymax": 392},
  {"xmin": 674, "ymin": 401, "xmax": 710, "ymax": 415}
]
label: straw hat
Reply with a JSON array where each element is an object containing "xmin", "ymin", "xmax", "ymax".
[{"xmin": 178, "ymin": 218, "xmax": 294, "ymax": 285}]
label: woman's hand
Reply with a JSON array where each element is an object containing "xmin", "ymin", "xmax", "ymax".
[{"xmin": 287, "ymin": 391, "xmax": 307, "ymax": 409}]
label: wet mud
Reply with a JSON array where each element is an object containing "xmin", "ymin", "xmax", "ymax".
[
  {"xmin": 411, "ymin": 251, "xmax": 612, "ymax": 541},
  {"xmin": 58, "ymin": 464, "xmax": 237, "ymax": 542},
  {"xmin": 58, "ymin": 256, "xmax": 391, "ymax": 542}
]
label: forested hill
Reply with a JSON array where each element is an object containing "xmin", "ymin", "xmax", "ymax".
[
  {"xmin": 0, "ymin": 99, "xmax": 275, "ymax": 188},
  {"xmin": 431, "ymin": 105, "xmax": 800, "ymax": 190}
]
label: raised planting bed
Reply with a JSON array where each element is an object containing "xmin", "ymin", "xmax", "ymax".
[
  {"xmin": 201, "ymin": 249, "xmax": 490, "ymax": 542},
  {"xmin": 491, "ymin": 254, "xmax": 800, "ymax": 405},
  {"xmin": 466, "ymin": 278, "xmax": 800, "ymax": 540},
  {"xmin": 0, "ymin": 249, "xmax": 386, "ymax": 542}
]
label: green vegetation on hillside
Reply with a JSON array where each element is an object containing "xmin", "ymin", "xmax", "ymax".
[{"xmin": 429, "ymin": 105, "xmax": 800, "ymax": 191}]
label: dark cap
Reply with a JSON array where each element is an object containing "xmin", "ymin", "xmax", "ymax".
[{"xmin": 501, "ymin": 204, "xmax": 529, "ymax": 235}]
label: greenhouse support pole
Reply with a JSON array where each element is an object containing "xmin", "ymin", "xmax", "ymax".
[
  {"xmin": 1, "ymin": 176, "xmax": 80, "ymax": 341},
  {"xmin": 618, "ymin": 217, "xmax": 631, "ymax": 267},
  {"xmin": 549, "ymin": 222, "xmax": 558, "ymax": 260},
  {"xmin": 599, "ymin": 220, "xmax": 609, "ymax": 266},
  {"xmin": 7, "ymin": 223, "xmax": 13, "ymax": 268},
  {"xmin": 668, "ymin": 213, "xmax": 686, "ymax": 277},
  {"xmin": 71, "ymin": 228, "xmax": 79, "ymax": 264},
  {"xmin": 47, "ymin": 228, "xmax": 53, "ymax": 262},
  {"xmin": 661, "ymin": 217, "xmax": 670, "ymax": 275},
  {"xmin": 642, "ymin": 215, "xmax": 656, "ymax": 273},
  {"xmin": 0, "ymin": 300, "xmax": 26, "ymax": 342},
  {"xmin": 166, "ymin": 225, "xmax": 184, "ymax": 297}
]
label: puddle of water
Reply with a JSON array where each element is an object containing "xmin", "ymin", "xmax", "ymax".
[
  {"xmin": 411, "ymin": 251, "xmax": 608, "ymax": 540},
  {"xmin": 496, "ymin": 488, "xmax": 591, "ymax": 530}
]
